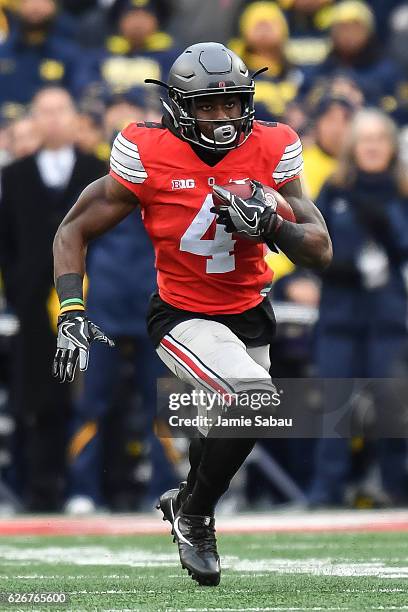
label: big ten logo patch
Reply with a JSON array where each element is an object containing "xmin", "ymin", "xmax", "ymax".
[{"xmin": 172, "ymin": 179, "xmax": 196, "ymax": 190}]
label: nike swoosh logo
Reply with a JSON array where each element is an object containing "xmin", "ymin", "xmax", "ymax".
[
  {"xmin": 231, "ymin": 201, "xmax": 259, "ymax": 228},
  {"xmin": 62, "ymin": 322, "xmax": 88, "ymax": 350},
  {"xmin": 173, "ymin": 517, "xmax": 193, "ymax": 547}
]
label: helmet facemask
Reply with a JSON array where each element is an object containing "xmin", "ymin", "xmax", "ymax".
[{"xmin": 168, "ymin": 86, "xmax": 255, "ymax": 152}]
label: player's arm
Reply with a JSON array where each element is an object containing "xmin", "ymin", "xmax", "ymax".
[
  {"xmin": 54, "ymin": 174, "xmax": 138, "ymax": 279},
  {"xmin": 275, "ymin": 177, "xmax": 332, "ymax": 270},
  {"xmin": 52, "ymin": 174, "xmax": 139, "ymax": 383}
]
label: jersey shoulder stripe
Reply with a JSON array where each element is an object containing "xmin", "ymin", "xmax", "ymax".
[
  {"xmin": 273, "ymin": 137, "xmax": 303, "ymax": 184},
  {"xmin": 280, "ymin": 141, "xmax": 302, "ymax": 161},
  {"xmin": 110, "ymin": 156, "xmax": 147, "ymax": 179},
  {"xmin": 110, "ymin": 131, "xmax": 147, "ymax": 184},
  {"xmin": 115, "ymin": 134, "xmax": 141, "ymax": 159},
  {"xmin": 282, "ymin": 139, "xmax": 302, "ymax": 155}
]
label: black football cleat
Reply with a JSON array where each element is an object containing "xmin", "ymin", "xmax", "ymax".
[
  {"xmin": 173, "ymin": 510, "xmax": 221, "ymax": 586},
  {"xmin": 156, "ymin": 481, "xmax": 187, "ymax": 524}
]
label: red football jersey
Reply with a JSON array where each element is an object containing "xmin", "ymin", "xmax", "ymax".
[{"xmin": 109, "ymin": 121, "xmax": 303, "ymax": 315}]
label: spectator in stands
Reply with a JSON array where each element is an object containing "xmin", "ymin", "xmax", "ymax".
[
  {"xmin": 103, "ymin": 87, "xmax": 158, "ymax": 139},
  {"xmin": 302, "ymin": 1, "xmax": 404, "ymax": 112},
  {"xmin": 0, "ymin": 113, "xmax": 40, "ymax": 177},
  {"xmin": 288, "ymin": 70, "xmax": 364, "ymax": 144},
  {"xmin": 304, "ymin": 71, "xmax": 365, "ymax": 115},
  {"xmin": 11, "ymin": 0, "xmax": 76, "ymax": 41},
  {"xmin": 7, "ymin": 115, "xmax": 41, "ymax": 159},
  {"xmin": 75, "ymin": 0, "xmax": 179, "ymax": 97},
  {"xmin": 73, "ymin": 0, "xmax": 173, "ymax": 49},
  {"xmin": 75, "ymin": 86, "xmax": 159, "ymax": 161},
  {"xmin": 310, "ymin": 108, "xmax": 408, "ymax": 507},
  {"xmin": 75, "ymin": 110, "xmax": 105, "ymax": 160},
  {"xmin": 229, "ymin": 2, "xmax": 304, "ymax": 121},
  {"xmin": 0, "ymin": 0, "xmax": 80, "ymax": 109},
  {"xmin": 325, "ymin": 72, "xmax": 365, "ymax": 109},
  {"xmin": 279, "ymin": 0, "xmax": 333, "ymax": 70},
  {"xmin": 168, "ymin": 0, "xmax": 246, "ymax": 48},
  {"xmin": 0, "ymin": 87, "xmax": 106, "ymax": 511},
  {"xmin": 303, "ymin": 95, "xmax": 354, "ymax": 199},
  {"xmin": 0, "ymin": 102, "xmax": 27, "ymax": 168},
  {"xmin": 65, "ymin": 92, "xmax": 171, "ymax": 514},
  {"xmin": 4, "ymin": 0, "xmax": 76, "ymax": 42}
]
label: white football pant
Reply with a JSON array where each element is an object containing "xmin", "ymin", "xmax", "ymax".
[{"xmin": 156, "ymin": 318, "xmax": 274, "ymax": 435}]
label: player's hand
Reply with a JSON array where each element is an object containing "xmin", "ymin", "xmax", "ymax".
[
  {"xmin": 52, "ymin": 311, "xmax": 115, "ymax": 383},
  {"xmin": 211, "ymin": 180, "xmax": 282, "ymax": 238}
]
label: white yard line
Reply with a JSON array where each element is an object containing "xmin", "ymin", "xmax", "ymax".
[{"xmin": 1, "ymin": 545, "xmax": 408, "ymax": 580}]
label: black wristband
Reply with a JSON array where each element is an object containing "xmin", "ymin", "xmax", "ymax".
[{"xmin": 56, "ymin": 273, "xmax": 84, "ymax": 305}]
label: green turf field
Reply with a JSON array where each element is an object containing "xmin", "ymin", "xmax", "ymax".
[{"xmin": 0, "ymin": 531, "xmax": 407, "ymax": 611}]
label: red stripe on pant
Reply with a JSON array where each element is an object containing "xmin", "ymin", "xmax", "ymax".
[{"xmin": 160, "ymin": 336, "xmax": 232, "ymax": 403}]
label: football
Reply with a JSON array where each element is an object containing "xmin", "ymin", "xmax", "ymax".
[{"xmin": 212, "ymin": 180, "xmax": 296, "ymax": 223}]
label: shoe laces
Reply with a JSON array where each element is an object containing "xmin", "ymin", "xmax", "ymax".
[{"xmin": 184, "ymin": 515, "xmax": 217, "ymax": 554}]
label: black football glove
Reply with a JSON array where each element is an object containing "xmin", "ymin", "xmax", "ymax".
[
  {"xmin": 211, "ymin": 180, "xmax": 282, "ymax": 238},
  {"xmin": 52, "ymin": 311, "xmax": 114, "ymax": 383}
]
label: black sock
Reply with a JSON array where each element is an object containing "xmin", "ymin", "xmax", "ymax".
[
  {"xmin": 179, "ymin": 437, "xmax": 205, "ymax": 503},
  {"xmin": 182, "ymin": 437, "xmax": 256, "ymax": 516}
]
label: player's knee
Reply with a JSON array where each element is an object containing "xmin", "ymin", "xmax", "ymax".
[
  {"xmin": 234, "ymin": 376, "xmax": 276, "ymax": 395},
  {"xmin": 228, "ymin": 378, "xmax": 280, "ymax": 419}
]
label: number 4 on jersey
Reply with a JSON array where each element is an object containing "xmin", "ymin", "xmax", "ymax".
[{"xmin": 180, "ymin": 194, "xmax": 236, "ymax": 273}]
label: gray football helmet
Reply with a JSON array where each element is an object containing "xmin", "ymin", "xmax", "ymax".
[{"xmin": 146, "ymin": 42, "xmax": 266, "ymax": 151}]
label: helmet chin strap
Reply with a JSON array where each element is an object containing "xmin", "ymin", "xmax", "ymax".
[{"xmin": 200, "ymin": 124, "xmax": 237, "ymax": 146}]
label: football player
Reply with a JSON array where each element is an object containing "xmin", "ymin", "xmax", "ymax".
[{"xmin": 53, "ymin": 42, "xmax": 332, "ymax": 586}]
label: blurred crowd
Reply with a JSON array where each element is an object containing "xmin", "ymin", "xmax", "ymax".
[{"xmin": 0, "ymin": 0, "xmax": 408, "ymax": 514}]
